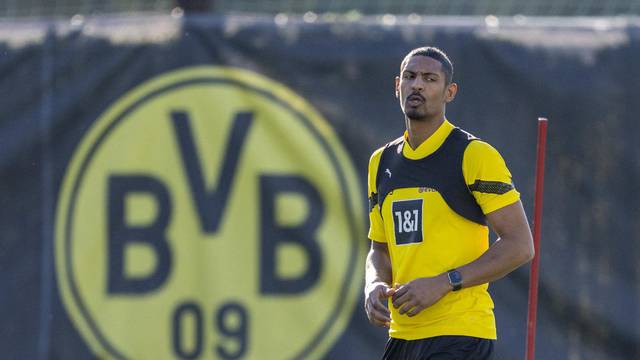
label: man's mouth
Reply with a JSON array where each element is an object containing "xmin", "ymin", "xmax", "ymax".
[{"xmin": 407, "ymin": 94, "xmax": 425, "ymax": 106}]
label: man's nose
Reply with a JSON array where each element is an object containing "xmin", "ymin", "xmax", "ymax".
[{"xmin": 411, "ymin": 78, "xmax": 424, "ymax": 91}]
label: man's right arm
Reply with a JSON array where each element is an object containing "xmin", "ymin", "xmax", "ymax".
[
  {"xmin": 364, "ymin": 240, "xmax": 394, "ymax": 328},
  {"xmin": 364, "ymin": 147, "xmax": 394, "ymax": 327}
]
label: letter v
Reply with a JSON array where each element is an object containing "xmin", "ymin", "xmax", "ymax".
[{"xmin": 171, "ymin": 110, "xmax": 253, "ymax": 234}]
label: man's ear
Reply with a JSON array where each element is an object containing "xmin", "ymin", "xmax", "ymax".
[
  {"xmin": 395, "ymin": 76, "xmax": 400, "ymax": 98},
  {"xmin": 445, "ymin": 82, "xmax": 458, "ymax": 103}
]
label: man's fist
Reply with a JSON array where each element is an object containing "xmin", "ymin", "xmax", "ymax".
[
  {"xmin": 364, "ymin": 282, "xmax": 396, "ymax": 327},
  {"xmin": 392, "ymin": 274, "xmax": 451, "ymax": 317}
]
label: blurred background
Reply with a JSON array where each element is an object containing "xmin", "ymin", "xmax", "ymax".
[
  {"xmin": 1, "ymin": 1, "xmax": 639, "ymax": 359},
  {"xmin": 4, "ymin": 0, "xmax": 640, "ymax": 17}
]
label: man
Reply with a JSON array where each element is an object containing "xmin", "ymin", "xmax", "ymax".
[{"xmin": 364, "ymin": 46, "xmax": 534, "ymax": 359}]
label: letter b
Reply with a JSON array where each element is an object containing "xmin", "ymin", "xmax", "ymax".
[
  {"xmin": 108, "ymin": 175, "xmax": 172, "ymax": 294},
  {"xmin": 259, "ymin": 175, "xmax": 324, "ymax": 295}
]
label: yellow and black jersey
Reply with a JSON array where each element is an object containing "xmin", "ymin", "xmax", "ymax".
[{"xmin": 367, "ymin": 119, "xmax": 520, "ymax": 341}]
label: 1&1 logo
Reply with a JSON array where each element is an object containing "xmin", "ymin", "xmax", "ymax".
[{"xmin": 55, "ymin": 67, "xmax": 365, "ymax": 359}]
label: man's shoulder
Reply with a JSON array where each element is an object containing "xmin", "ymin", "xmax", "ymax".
[
  {"xmin": 451, "ymin": 126, "xmax": 481, "ymax": 142},
  {"xmin": 369, "ymin": 136, "xmax": 404, "ymax": 163},
  {"xmin": 463, "ymin": 138, "xmax": 508, "ymax": 171},
  {"xmin": 448, "ymin": 126, "xmax": 506, "ymax": 166},
  {"xmin": 446, "ymin": 124, "xmax": 496, "ymax": 154},
  {"xmin": 464, "ymin": 139, "xmax": 501, "ymax": 157}
]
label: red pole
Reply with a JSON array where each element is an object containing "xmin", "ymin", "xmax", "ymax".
[{"xmin": 525, "ymin": 117, "xmax": 548, "ymax": 360}]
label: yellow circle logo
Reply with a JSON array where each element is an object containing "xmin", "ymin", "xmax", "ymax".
[{"xmin": 55, "ymin": 67, "xmax": 365, "ymax": 359}]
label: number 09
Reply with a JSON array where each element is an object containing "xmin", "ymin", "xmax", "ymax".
[{"xmin": 172, "ymin": 301, "xmax": 249, "ymax": 359}]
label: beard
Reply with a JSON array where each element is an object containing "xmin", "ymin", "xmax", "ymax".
[{"xmin": 404, "ymin": 106, "xmax": 428, "ymax": 121}]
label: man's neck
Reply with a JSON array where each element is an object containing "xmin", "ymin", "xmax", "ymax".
[{"xmin": 405, "ymin": 115, "xmax": 445, "ymax": 150}]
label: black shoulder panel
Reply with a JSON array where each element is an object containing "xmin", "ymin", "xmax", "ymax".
[{"xmin": 375, "ymin": 128, "xmax": 486, "ymax": 225}]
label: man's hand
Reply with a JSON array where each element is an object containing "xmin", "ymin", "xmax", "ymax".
[
  {"xmin": 364, "ymin": 282, "xmax": 395, "ymax": 327},
  {"xmin": 391, "ymin": 274, "xmax": 451, "ymax": 317}
]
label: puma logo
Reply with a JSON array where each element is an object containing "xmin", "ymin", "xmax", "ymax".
[{"xmin": 385, "ymin": 168, "xmax": 392, "ymax": 178}]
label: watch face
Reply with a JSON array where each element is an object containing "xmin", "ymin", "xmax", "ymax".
[{"xmin": 449, "ymin": 270, "xmax": 462, "ymax": 284}]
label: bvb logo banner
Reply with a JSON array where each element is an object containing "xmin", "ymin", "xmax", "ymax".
[{"xmin": 55, "ymin": 67, "xmax": 365, "ymax": 360}]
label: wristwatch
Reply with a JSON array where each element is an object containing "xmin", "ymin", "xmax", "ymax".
[{"xmin": 447, "ymin": 269, "xmax": 463, "ymax": 291}]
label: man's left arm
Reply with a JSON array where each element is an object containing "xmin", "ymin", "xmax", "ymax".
[{"xmin": 454, "ymin": 199, "xmax": 534, "ymax": 288}]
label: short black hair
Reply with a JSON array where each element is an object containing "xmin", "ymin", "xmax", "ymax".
[{"xmin": 400, "ymin": 47, "xmax": 454, "ymax": 85}]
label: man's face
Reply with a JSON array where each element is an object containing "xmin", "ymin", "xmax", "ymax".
[{"xmin": 395, "ymin": 55, "xmax": 457, "ymax": 121}]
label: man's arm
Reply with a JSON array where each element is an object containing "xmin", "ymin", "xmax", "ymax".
[
  {"xmin": 391, "ymin": 200, "xmax": 534, "ymax": 316},
  {"xmin": 364, "ymin": 241, "xmax": 395, "ymax": 327},
  {"xmin": 454, "ymin": 200, "xmax": 534, "ymax": 287}
]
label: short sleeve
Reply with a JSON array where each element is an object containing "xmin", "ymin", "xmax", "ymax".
[
  {"xmin": 462, "ymin": 141, "xmax": 520, "ymax": 214},
  {"xmin": 367, "ymin": 147, "xmax": 387, "ymax": 243}
]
